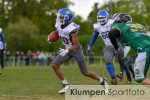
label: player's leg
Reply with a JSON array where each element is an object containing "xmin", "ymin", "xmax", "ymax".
[
  {"xmin": 142, "ymin": 78, "xmax": 150, "ymax": 88},
  {"xmin": 118, "ymin": 61, "xmax": 132, "ymax": 84},
  {"xmin": 135, "ymin": 49, "xmax": 150, "ymax": 85},
  {"xmin": 51, "ymin": 53, "xmax": 71, "ymax": 93},
  {"xmin": 72, "ymin": 46, "xmax": 109, "ymax": 92},
  {"xmin": 116, "ymin": 65, "xmax": 124, "ymax": 81},
  {"xmin": 0, "ymin": 50, "xmax": 4, "ymax": 69},
  {"xmin": 129, "ymin": 65, "xmax": 135, "ymax": 79},
  {"xmin": 142, "ymin": 78, "xmax": 150, "ymax": 86},
  {"xmin": 103, "ymin": 46, "xmax": 117, "ymax": 84},
  {"xmin": 119, "ymin": 65, "xmax": 124, "ymax": 75},
  {"xmin": 129, "ymin": 56, "xmax": 136, "ymax": 79},
  {"xmin": 0, "ymin": 50, "xmax": 4, "ymax": 75},
  {"xmin": 72, "ymin": 47, "xmax": 99, "ymax": 80},
  {"xmin": 142, "ymin": 50, "xmax": 150, "ymax": 85},
  {"xmin": 117, "ymin": 46, "xmax": 132, "ymax": 84},
  {"xmin": 117, "ymin": 57, "xmax": 131, "ymax": 82}
]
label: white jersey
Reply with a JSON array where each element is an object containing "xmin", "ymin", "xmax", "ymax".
[
  {"xmin": 0, "ymin": 41, "xmax": 4, "ymax": 50},
  {"xmin": 55, "ymin": 22, "xmax": 80, "ymax": 49},
  {"xmin": 93, "ymin": 19, "xmax": 114, "ymax": 47},
  {"xmin": 0, "ymin": 28, "xmax": 5, "ymax": 50}
]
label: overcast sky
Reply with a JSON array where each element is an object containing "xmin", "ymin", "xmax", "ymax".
[{"xmin": 69, "ymin": 0, "xmax": 110, "ymax": 20}]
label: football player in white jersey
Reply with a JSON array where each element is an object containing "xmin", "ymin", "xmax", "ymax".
[
  {"xmin": 49, "ymin": 8, "xmax": 109, "ymax": 94},
  {"xmin": 0, "ymin": 28, "xmax": 6, "ymax": 75},
  {"xmin": 87, "ymin": 10, "xmax": 131, "ymax": 84}
]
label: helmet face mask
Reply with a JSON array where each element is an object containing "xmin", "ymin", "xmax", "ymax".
[
  {"xmin": 97, "ymin": 10, "xmax": 109, "ymax": 25},
  {"xmin": 97, "ymin": 16, "xmax": 107, "ymax": 25},
  {"xmin": 114, "ymin": 13, "xmax": 132, "ymax": 23},
  {"xmin": 56, "ymin": 8, "xmax": 74, "ymax": 25},
  {"xmin": 57, "ymin": 14, "xmax": 66, "ymax": 25}
]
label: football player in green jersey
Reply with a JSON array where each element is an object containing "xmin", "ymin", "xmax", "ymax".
[{"xmin": 108, "ymin": 13, "xmax": 150, "ymax": 85}]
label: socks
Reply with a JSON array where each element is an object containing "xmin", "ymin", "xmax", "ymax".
[
  {"xmin": 61, "ymin": 79, "xmax": 68, "ymax": 85},
  {"xmin": 123, "ymin": 65, "xmax": 130, "ymax": 75},
  {"xmin": 106, "ymin": 63, "xmax": 115, "ymax": 79},
  {"xmin": 123, "ymin": 65, "xmax": 132, "ymax": 81},
  {"xmin": 99, "ymin": 77, "xmax": 104, "ymax": 83},
  {"xmin": 129, "ymin": 65, "xmax": 135, "ymax": 79},
  {"xmin": 119, "ymin": 65, "xmax": 124, "ymax": 75}
]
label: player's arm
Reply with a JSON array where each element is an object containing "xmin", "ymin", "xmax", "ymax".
[
  {"xmin": 86, "ymin": 31, "xmax": 99, "ymax": 55},
  {"xmin": 109, "ymin": 29, "xmax": 128, "ymax": 68},
  {"xmin": 59, "ymin": 31, "xmax": 79, "ymax": 57},
  {"xmin": 108, "ymin": 29, "xmax": 121, "ymax": 50},
  {"xmin": 88, "ymin": 31, "xmax": 99, "ymax": 48},
  {"xmin": 68, "ymin": 33, "xmax": 79, "ymax": 52}
]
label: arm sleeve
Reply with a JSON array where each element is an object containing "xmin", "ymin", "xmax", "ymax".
[
  {"xmin": 108, "ymin": 29, "xmax": 121, "ymax": 49},
  {"xmin": 88, "ymin": 31, "xmax": 99, "ymax": 47}
]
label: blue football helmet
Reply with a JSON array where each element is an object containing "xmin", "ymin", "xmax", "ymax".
[
  {"xmin": 97, "ymin": 10, "xmax": 109, "ymax": 25},
  {"xmin": 56, "ymin": 8, "xmax": 74, "ymax": 25}
]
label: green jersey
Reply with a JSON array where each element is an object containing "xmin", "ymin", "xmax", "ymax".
[{"xmin": 112, "ymin": 22, "xmax": 150, "ymax": 51}]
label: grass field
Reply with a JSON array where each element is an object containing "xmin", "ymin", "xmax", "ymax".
[{"xmin": 0, "ymin": 64, "xmax": 149, "ymax": 100}]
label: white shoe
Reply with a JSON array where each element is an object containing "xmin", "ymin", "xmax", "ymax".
[
  {"xmin": 128, "ymin": 81, "xmax": 131, "ymax": 84},
  {"xmin": 58, "ymin": 85, "xmax": 70, "ymax": 94},
  {"xmin": 101, "ymin": 79, "xmax": 109, "ymax": 93}
]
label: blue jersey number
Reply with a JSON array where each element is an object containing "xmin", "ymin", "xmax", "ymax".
[
  {"xmin": 61, "ymin": 37, "xmax": 69, "ymax": 44},
  {"xmin": 101, "ymin": 31, "xmax": 109, "ymax": 39}
]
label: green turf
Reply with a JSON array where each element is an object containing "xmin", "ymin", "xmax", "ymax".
[{"xmin": 0, "ymin": 64, "xmax": 149, "ymax": 100}]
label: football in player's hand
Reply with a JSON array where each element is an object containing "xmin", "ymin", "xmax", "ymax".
[{"xmin": 48, "ymin": 31, "xmax": 59, "ymax": 42}]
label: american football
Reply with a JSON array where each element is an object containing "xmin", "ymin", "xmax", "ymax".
[{"xmin": 48, "ymin": 31, "xmax": 59, "ymax": 42}]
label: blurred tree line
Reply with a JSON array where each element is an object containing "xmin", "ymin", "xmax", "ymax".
[{"xmin": 0, "ymin": 0, "xmax": 149, "ymax": 55}]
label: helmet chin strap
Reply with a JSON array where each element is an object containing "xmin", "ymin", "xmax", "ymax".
[
  {"xmin": 100, "ymin": 23, "xmax": 106, "ymax": 25},
  {"xmin": 98, "ymin": 20, "xmax": 107, "ymax": 25}
]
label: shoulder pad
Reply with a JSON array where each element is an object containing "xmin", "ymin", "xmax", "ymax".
[
  {"xmin": 93, "ymin": 23, "xmax": 99, "ymax": 32},
  {"xmin": 65, "ymin": 22, "xmax": 80, "ymax": 34}
]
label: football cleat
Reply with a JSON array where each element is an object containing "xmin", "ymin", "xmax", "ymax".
[
  {"xmin": 58, "ymin": 85, "xmax": 70, "ymax": 94},
  {"xmin": 111, "ymin": 78, "xmax": 117, "ymax": 85},
  {"xmin": 100, "ymin": 79, "xmax": 109, "ymax": 93},
  {"xmin": 128, "ymin": 81, "xmax": 131, "ymax": 84},
  {"xmin": 116, "ymin": 74, "xmax": 124, "ymax": 82}
]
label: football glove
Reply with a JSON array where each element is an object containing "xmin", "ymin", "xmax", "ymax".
[
  {"xmin": 86, "ymin": 46, "xmax": 91, "ymax": 55},
  {"xmin": 59, "ymin": 48, "xmax": 69, "ymax": 57}
]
